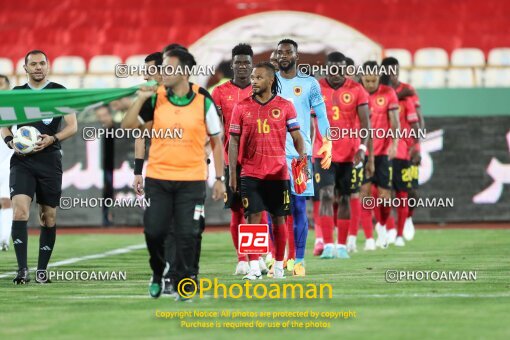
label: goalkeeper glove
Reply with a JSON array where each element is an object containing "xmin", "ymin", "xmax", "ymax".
[
  {"xmin": 291, "ymin": 157, "xmax": 309, "ymax": 194},
  {"xmin": 317, "ymin": 137, "xmax": 332, "ymax": 169}
]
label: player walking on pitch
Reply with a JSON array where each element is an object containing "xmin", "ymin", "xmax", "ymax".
[
  {"xmin": 275, "ymin": 39, "xmax": 331, "ymax": 276},
  {"xmin": 212, "ymin": 43, "xmax": 256, "ymax": 276},
  {"xmin": 316, "ymin": 52, "xmax": 371, "ymax": 258},
  {"xmin": 359, "ymin": 61, "xmax": 400, "ymax": 249},
  {"xmin": 228, "ymin": 62, "xmax": 305, "ymax": 280}
]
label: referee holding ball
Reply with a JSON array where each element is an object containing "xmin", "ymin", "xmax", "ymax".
[{"xmin": 0, "ymin": 50, "xmax": 78, "ymax": 284}]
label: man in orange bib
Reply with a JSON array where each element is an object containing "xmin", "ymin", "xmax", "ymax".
[{"xmin": 122, "ymin": 49, "xmax": 225, "ymax": 299}]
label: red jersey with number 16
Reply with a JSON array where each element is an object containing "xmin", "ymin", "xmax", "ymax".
[
  {"xmin": 229, "ymin": 95, "xmax": 300, "ymax": 180},
  {"xmin": 212, "ymin": 80, "xmax": 252, "ymax": 165}
]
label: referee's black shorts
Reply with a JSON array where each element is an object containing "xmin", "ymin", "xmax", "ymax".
[{"xmin": 10, "ymin": 150, "xmax": 62, "ymax": 208}]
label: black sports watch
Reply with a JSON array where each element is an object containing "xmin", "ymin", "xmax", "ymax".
[{"xmin": 215, "ymin": 176, "xmax": 226, "ymax": 182}]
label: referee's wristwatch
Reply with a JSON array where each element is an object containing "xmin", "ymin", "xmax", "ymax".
[{"xmin": 215, "ymin": 176, "xmax": 226, "ymax": 183}]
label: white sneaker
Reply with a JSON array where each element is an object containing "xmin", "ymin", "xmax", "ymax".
[
  {"xmin": 242, "ymin": 269, "xmax": 262, "ymax": 280},
  {"xmin": 233, "ymin": 261, "xmax": 249, "ymax": 275},
  {"xmin": 259, "ymin": 257, "xmax": 268, "ymax": 275},
  {"xmin": 273, "ymin": 266, "xmax": 286, "ymax": 279},
  {"xmin": 346, "ymin": 235, "xmax": 358, "ymax": 253},
  {"xmin": 395, "ymin": 236, "xmax": 405, "ymax": 247},
  {"xmin": 375, "ymin": 223, "xmax": 388, "ymax": 249},
  {"xmin": 387, "ymin": 228, "xmax": 397, "ymax": 244},
  {"xmin": 364, "ymin": 238, "xmax": 376, "ymax": 251},
  {"xmin": 403, "ymin": 217, "xmax": 415, "ymax": 241}
]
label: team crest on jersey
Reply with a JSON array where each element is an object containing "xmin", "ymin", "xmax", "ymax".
[
  {"xmin": 376, "ymin": 96, "xmax": 386, "ymax": 106},
  {"xmin": 42, "ymin": 118, "xmax": 53, "ymax": 125},
  {"xmin": 341, "ymin": 93, "xmax": 352, "ymax": 104},
  {"xmin": 271, "ymin": 108, "xmax": 282, "ymax": 119},
  {"xmin": 293, "ymin": 86, "xmax": 302, "ymax": 96}
]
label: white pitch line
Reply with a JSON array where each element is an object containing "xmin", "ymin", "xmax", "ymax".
[
  {"xmin": 0, "ymin": 243, "xmax": 145, "ymax": 279},
  {"xmin": 57, "ymin": 292, "xmax": 510, "ymax": 300}
]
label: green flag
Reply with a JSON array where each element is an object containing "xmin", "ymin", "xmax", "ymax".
[{"xmin": 0, "ymin": 81, "xmax": 156, "ymax": 127}]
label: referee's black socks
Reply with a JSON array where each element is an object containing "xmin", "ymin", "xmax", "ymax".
[
  {"xmin": 38, "ymin": 225, "xmax": 56, "ymax": 270},
  {"xmin": 11, "ymin": 221, "xmax": 28, "ymax": 269}
]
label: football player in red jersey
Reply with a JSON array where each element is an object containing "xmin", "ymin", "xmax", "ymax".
[
  {"xmin": 381, "ymin": 57, "xmax": 424, "ymax": 242},
  {"xmin": 360, "ymin": 61, "xmax": 400, "ymax": 249},
  {"xmin": 212, "ymin": 44, "xmax": 256, "ymax": 276},
  {"xmin": 228, "ymin": 62, "xmax": 305, "ymax": 280},
  {"xmin": 315, "ymin": 52, "xmax": 371, "ymax": 259}
]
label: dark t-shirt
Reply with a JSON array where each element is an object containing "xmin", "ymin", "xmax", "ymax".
[{"xmin": 12, "ymin": 82, "xmax": 66, "ymax": 153}]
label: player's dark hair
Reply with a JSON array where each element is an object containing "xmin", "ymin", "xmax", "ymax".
[
  {"xmin": 345, "ymin": 57, "xmax": 355, "ymax": 67},
  {"xmin": 0, "ymin": 74, "xmax": 10, "ymax": 85},
  {"xmin": 167, "ymin": 49, "xmax": 197, "ymax": 72},
  {"xmin": 277, "ymin": 39, "xmax": 298, "ymax": 51},
  {"xmin": 382, "ymin": 57, "xmax": 399, "ymax": 67},
  {"xmin": 232, "ymin": 43, "xmax": 253, "ymax": 58},
  {"xmin": 254, "ymin": 61, "xmax": 281, "ymax": 95},
  {"xmin": 218, "ymin": 60, "xmax": 233, "ymax": 78},
  {"xmin": 327, "ymin": 52, "xmax": 345, "ymax": 63},
  {"xmin": 162, "ymin": 43, "xmax": 188, "ymax": 56},
  {"xmin": 144, "ymin": 52, "xmax": 163, "ymax": 66},
  {"xmin": 362, "ymin": 61, "xmax": 379, "ymax": 75},
  {"xmin": 24, "ymin": 50, "xmax": 48, "ymax": 65},
  {"xmin": 380, "ymin": 57, "xmax": 399, "ymax": 85}
]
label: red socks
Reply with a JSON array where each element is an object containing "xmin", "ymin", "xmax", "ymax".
[
  {"xmin": 286, "ymin": 215, "xmax": 296, "ymax": 259},
  {"xmin": 361, "ymin": 207, "xmax": 374, "ymax": 239},
  {"xmin": 320, "ymin": 215, "xmax": 334, "ymax": 244},
  {"xmin": 337, "ymin": 219, "xmax": 349, "ymax": 245},
  {"xmin": 273, "ymin": 224, "xmax": 287, "ymax": 261},
  {"xmin": 348, "ymin": 197, "xmax": 361, "ymax": 236},
  {"xmin": 396, "ymin": 191, "xmax": 408, "ymax": 237},
  {"xmin": 230, "ymin": 209, "xmax": 246, "ymax": 262},
  {"xmin": 387, "ymin": 215, "xmax": 396, "ymax": 230},
  {"xmin": 313, "ymin": 201, "xmax": 322, "ymax": 239}
]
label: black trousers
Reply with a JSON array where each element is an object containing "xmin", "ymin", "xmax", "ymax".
[{"xmin": 143, "ymin": 178, "xmax": 205, "ymax": 285}]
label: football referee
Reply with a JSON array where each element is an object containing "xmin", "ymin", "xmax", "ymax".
[
  {"xmin": 122, "ymin": 49, "xmax": 225, "ymax": 299},
  {"xmin": 0, "ymin": 50, "xmax": 78, "ymax": 284}
]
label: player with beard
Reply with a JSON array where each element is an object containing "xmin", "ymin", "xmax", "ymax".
[
  {"xmin": 275, "ymin": 39, "xmax": 331, "ymax": 276},
  {"xmin": 228, "ymin": 62, "xmax": 305, "ymax": 280}
]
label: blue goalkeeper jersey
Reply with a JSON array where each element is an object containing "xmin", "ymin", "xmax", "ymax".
[{"xmin": 276, "ymin": 71, "xmax": 324, "ymax": 158}]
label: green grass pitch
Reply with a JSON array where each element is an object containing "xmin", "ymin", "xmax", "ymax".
[{"xmin": 0, "ymin": 228, "xmax": 509, "ymax": 339}]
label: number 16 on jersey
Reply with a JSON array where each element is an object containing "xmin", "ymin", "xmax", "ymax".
[{"xmin": 238, "ymin": 224, "xmax": 270, "ymax": 254}]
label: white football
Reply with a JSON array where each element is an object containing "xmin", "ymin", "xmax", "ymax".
[{"xmin": 13, "ymin": 126, "xmax": 41, "ymax": 154}]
